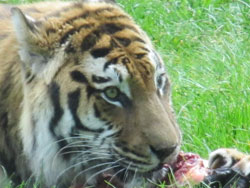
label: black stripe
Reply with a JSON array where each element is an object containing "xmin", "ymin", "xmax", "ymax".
[
  {"xmin": 110, "ymin": 38, "xmax": 120, "ymax": 48},
  {"xmin": 81, "ymin": 30, "xmax": 101, "ymax": 51},
  {"xmin": 100, "ymin": 23, "xmax": 124, "ymax": 34},
  {"xmin": 70, "ymin": 70, "xmax": 88, "ymax": 84},
  {"xmin": 64, "ymin": 12, "xmax": 89, "ymax": 25},
  {"xmin": 60, "ymin": 28, "xmax": 78, "ymax": 45},
  {"xmin": 68, "ymin": 89, "xmax": 104, "ymax": 133},
  {"xmin": 65, "ymin": 43, "xmax": 76, "ymax": 53},
  {"xmin": 93, "ymin": 103, "xmax": 101, "ymax": 118},
  {"xmin": 103, "ymin": 56, "xmax": 120, "ymax": 71},
  {"xmin": 86, "ymin": 86, "xmax": 98, "ymax": 99},
  {"xmin": 134, "ymin": 37, "xmax": 146, "ymax": 44},
  {"xmin": 115, "ymin": 143, "xmax": 148, "ymax": 159},
  {"xmin": 90, "ymin": 47, "xmax": 111, "ymax": 58},
  {"xmin": 46, "ymin": 28, "xmax": 57, "ymax": 35},
  {"xmin": 25, "ymin": 71, "xmax": 35, "ymax": 84},
  {"xmin": 56, "ymin": 136, "xmax": 73, "ymax": 159},
  {"xmin": 115, "ymin": 37, "xmax": 131, "ymax": 47},
  {"xmin": 135, "ymin": 53, "xmax": 147, "ymax": 59},
  {"xmin": 118, "ymin": 92, "xmax": 132, "ymax": 109},
  {"xmin": 64, "ymin": 7, "xmax": 115, "ymax": 25},
  {"xmin": 118, "ymin": 158, "xmax": 150, "ymax": 167},
  {"xmin": 49, "ymin": 82, "xmax": 64, "ymax": 135},
  {"xmin": 48, "ymin": 82, "xmax": 73, "ymax": 159},
  {"xmin": 106, "ymin": 15, "xmax": 129, "ymax": 20},
  {"xmin": 95, "ymin": 7, "xmax": 115, "ymax": 14},
  {"xmin": 92, "ymin": 75, "xmax": 111, "ymax": 83},
  {"xmin": 81, "ymin": 23, "xmax": 137, "ymax": 52},
  {"xmin": 60, "ymin": 24, "xmax": 94, "ymax": 45}
]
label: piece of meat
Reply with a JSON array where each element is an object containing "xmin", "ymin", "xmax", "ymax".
[{"xmin": 161, "ymin": 151, "xmax": 212, "ymax": 186}]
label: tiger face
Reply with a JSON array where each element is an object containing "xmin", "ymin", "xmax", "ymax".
[{"xmin": 8, "ymin": 0, "xmax": 181, "ymax": 187}]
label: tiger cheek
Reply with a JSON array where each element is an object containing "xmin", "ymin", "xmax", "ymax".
[{"xmin": 96, "ymin": 100, "xmax": 125, "ymax": 125}]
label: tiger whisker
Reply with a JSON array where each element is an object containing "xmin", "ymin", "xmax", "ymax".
[
  {"xmin": 84, "ymin": 165, "xmax": 121, "ymax": 187},
  {"xmin": 57, "ymin": 150, "xmax": 112, "ymax": 163},
  {"xmin": 123, "ymin": 161, "xmax": 132, "ymax": 184},
  {"xmin": 40, "ymin": 135, "xmax": 94, "ymax": 157},
  {"xmin": 51, "ymin": 140, "xmax": 109, "ymax": 166},
  {"xmin": 66, "ymin": 148, "xmax": 115, "ymax": 164},
  {"xmin": 56, "ymin": 156, "xmax": 112, "ymax": 184},
  {"xmin": 109, "ymin": 166, "xmax": 126, "ymax": 185},
  {"xmin": 131, "ymin": 168, "xmax": 138, "ymax": 187},
  {"xmin": 72, "ymin": 158, "xmax": 124, "ymax": 184}
]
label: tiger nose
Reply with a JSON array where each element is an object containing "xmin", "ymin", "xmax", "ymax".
[{"xmin": 150, "ymin": 145, "xmax": 177, "ymax": 161}]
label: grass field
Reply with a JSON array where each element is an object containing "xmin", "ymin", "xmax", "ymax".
[{"xmin": 1, "ymin": 0, "xmax": 250, "ymax": 187}]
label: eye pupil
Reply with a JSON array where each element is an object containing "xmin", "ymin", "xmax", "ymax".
[
  {"xmin": 157, "ymin": 77, "xmax": 162, "ymax": 87},
  {"xmin": 104, "ymin": 87, "xmax": 119, "ymax": 99}
]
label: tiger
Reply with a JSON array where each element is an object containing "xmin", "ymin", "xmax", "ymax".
[{"xmin": 0, "ymin": 0, "xmax": 182, "ymax": 187}]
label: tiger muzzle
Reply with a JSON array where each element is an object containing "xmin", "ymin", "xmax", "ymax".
[{"xmin": 117, "ymin": 93, "xmax": 181, "ymax": 171}]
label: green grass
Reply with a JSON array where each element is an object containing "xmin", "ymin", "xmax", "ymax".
[{"xmin": 1, "ymin": 0, "xmax": 250, "ymax": 187}]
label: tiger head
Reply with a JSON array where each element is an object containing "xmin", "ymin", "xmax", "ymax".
[{"xmin": 12, "ymin": 0, "xmax": 181, "ymax": 186}]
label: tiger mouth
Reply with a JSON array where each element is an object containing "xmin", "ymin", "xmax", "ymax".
[
  {"xmin": 91, "ymin": 166, "xmax": 170, "ymax": 188},
  {"xmin": 92, "ymin": 162, "xmax": 167, "ymax": 188}
]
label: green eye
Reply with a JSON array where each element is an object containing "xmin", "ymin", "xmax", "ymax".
[{"xmin": 104, "ymin": 87, "xmax": 119, "ymax": 100}]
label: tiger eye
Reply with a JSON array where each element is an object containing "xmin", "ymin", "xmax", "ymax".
[{"xmin": 104, "ymin": 87, "xmax": 119, "ymax": 99}]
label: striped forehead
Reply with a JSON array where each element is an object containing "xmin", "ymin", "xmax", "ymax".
[
  {"xmin": 43, "ymin": 2, "xmax": 142, "ymax": 53},
  {"xmin": 42, "ymin": 2, "xmax": 165, "ymax": 88}
]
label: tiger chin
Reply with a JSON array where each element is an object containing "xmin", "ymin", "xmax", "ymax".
[{"xmin": 0, "ymin": 0, "xmax": 182, "ymax": 187}]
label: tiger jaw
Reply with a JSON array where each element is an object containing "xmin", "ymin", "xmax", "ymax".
[{"xmin": 60, "ymin": 137, "xmax": 179, "ymax": 187}]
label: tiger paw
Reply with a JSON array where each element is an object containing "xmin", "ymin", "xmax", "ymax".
[
  {"xmin": 208, "ymin": 148, "xmax": 247, "ymax": 169},
  {"xmin": 203, "ymin": 148, "xmax": 250, "ymax": 188}
]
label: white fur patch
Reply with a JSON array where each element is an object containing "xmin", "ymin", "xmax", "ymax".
[{"xmin": 81, "ymin": 106, "xmax": 107, "ymax": 130}]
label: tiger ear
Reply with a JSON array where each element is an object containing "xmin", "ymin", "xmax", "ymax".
[{"xmin": 11, "ymin": 7, "xmax": 48, "ymax": 74}]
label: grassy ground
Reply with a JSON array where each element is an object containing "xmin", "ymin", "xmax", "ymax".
[{"xmin": 1, "ymin": 0, "xmax": 250, "ymax": 187}]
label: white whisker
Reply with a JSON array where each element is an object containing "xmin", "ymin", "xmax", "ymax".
[
  {"xmin": 123, "ymin": 161, "xmax": 132, "ymax": 183},
  {"xmin": 55, "ymin": 156, "xmax": 112, "ymax": 184},
  {"xmin": 109, "ymin": 167, "xmax": 126, "ymax": 185},
  {"xmin": 73, "ymin": 158, "xmax": 125, "ymax": 184},
  {"xmin": 131, "ymin": 168, "xmax": 138, "ymax": 187},
  {"xmin": 84, "ymin": 165, "xmax": 120, "ymax": 187}
]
